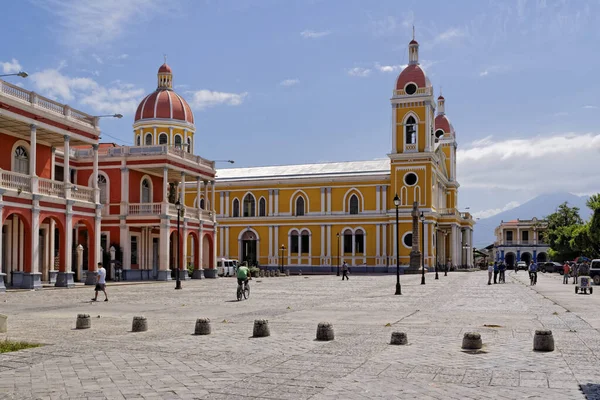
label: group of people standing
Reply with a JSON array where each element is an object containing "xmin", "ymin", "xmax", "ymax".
[
  {"xmin": 562, "ymin": 261, "xmax": 590, "ymax": 284},
  {"xmin": 487, "ymin": 262, "xmax": 507, "ymax": 285}
]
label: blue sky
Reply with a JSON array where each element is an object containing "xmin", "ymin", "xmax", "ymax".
[{"xmin": 2, "ymin": 0, "xmax": 600, "ymax": 218}]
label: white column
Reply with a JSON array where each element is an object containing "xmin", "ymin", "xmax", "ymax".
[
  {"xmin": 268, "ymin": 190, "xmax": 273, "ymax": 216},
  {"xmin": 326, "ymin": 225, "xmax": 331, "ymax": 257},
  {"xmin": 11, "ymin": 216, "xmax": 18, "ymax": 273},
  {"xmin": 182, "ymin": 225, "xmax": 188, "ymax": 271},
  {"xmin": 159, "ymin": 220, "xmax": 170, "ymax": 272},
  {"xmin": 392, "ymin": 106, "xmax": 397, "ymax": 153},
  {"xmin": 321, "ymin": 188, "xmax": 325, "ymax": 214},
  {"xmin": 94, "ymin": 215, "xmax": 101, "ymax": 267},
  {"xmin": 120, "ymin": 167, "xmax": 129, "ymax": 215},
  {"xmin": 203, "ymin": 180, "xmax": 209, "ymax": 210},
  {"xmin": 382, "ymin": 223, "xmax": 387, "ymax": 257},
  {"xmin": 327, "ymin": 188, "xmax": 332, "ymax": 214},
  {"xmin": 274, "ymin": 226, "xmax": 279, "ymax": 254},
  {"xmin": 320, "ymin": 225, "xmax": 325, "ymax": 257},
  {"xmin": 196, "ymin": 177, "xmax": 201, "ymax": 208},
  {"xmin": 352, "ymin": 231, "xmax": 356, "ymax": 257},
  {"xmin": 220, "ymin": 192, "xmax": 224, "ymax": 216},
  {"xmin": 376, "ymin": 186, "xmax": 381, "ymax": 212},
  {"xmin": 49, "ymin": 219, "xmax": 55, "ymax": 271},
  {"xmin": 225, "ymin": 191, "xmax": 230, "ymax": 216},
  {"xmin": 92, "ymin": 144, "xmax": 99, "ymax": 203},
  {"xmin": 424, "ymin": 222, "xmax": 429, "ymax": 265},
  {"xmin": 376, "ymin": 224, "xmax": 380, "ymax": 257},
  {"xmin": 180, "ymin": 172, "xmax": 185, "ymax": 203},
  {"xmin": 30, "ymin": 125, "xmax": 37, "ymax": 177},
  {"xmin": 65, "ymin": 206, "xmax": 73, "ymax": 276},
  {"xmin": 197, "ymin": 225, "xmax": 204, "ymax": 269},
  {"xmin": 274, "ymin": 189, "xmax": 279, "ymax": 215},
  {"xmin": 63, "ymin": 135, "xmax": 71, "ymax": 197},
  {"xmin": 211, "ymin": 181, "xmax": 216, "ymax": 213},
  {"xmin": 450, "ymin": 225, "xmax": 458, "ymax": 268},
  {"xmin": 382, "ymin": 186, "xmax": 387, "ymax": 212},
  {"xmin": 19, "ymin": 220, "xmax": 24, "ymax": 271},
  {"xmin": 162, "ymin": 167, "xmax": 169, "ymax": 203},
  {"xmin": 219, "ymin": 225, "xmax": 224, "ymax": 257},
  {"xmin": 225, "ymin": 226, "xmax": 230, "ymax": 258},
  {"xmin": 120, "ymin": 221, "xmax": 130, "ymax": 270}
]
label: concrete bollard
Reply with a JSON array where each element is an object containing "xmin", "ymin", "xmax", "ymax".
[
  {"xmin": 253, "ymin": 319, "xmax": 270, "ymax": 337},
  {"xmin": 316, "ymin": 322, "xmax": 335, "ymax": 341},
  {"xmin": 275, "ymin": 270, "xmax": 280, "ymax": 277},
  {"xmin": 462, "ymin": 332, "xmax": 482, "ymax": 350},
  {"xmin": 533, "ymin": 330, "xmax": 554, "ymax": 352},
  {"xmin": 390, "ymin": 332, "xmax": 408, "ymax": 345},
  {"xmin": 285, "ymin": 270, "xmax": 290, "ymax": 277},
  {"xmin": 270, "ymin": 270, "xmax": 275, "ymax": 277},
  {"xmin": 132, "ymin": 316, "xmax": 148, "ymax": 332},
  {"xmin": 0, "ymin": 314, "xmax": 7, "ymax": 333},
  {"xmin": 194, "ymin": 318, "xmax": 211, "ymax": 335},
  {"xmin": 259, "ymin": 270, "xmax": 264, "ymax": 278},
  {"xmin": 76, "ymin": 314, "xmax": 91, "ymax": 329}
]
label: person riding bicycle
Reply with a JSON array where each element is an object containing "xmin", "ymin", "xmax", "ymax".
[
  {"xmin": 237, "ymin": 262, "xmax": 250, "ymax": 289},
  {"xmin": 528, "ymin": 260, "xmax": 537, "ymax": 285}
]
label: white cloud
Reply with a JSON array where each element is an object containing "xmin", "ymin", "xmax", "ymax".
[
  {"xmin": 347, "ymin": 67, "xmax": 371, "ymax": 77},
  {"xmin": 280, "ymin": 79, "xmax": 299, "ymax": 87},
  {"xmin": 115, "ymin": 54, "xmax": 129, "ymax": 60},
  {"xmin": 472, "ymin": 201, "xmax": 521, "ymax": 219},
  {"xmin": 1, "ymin": 58, "xmax": 22, "ymax": 74},
  {"xmin": 583, "ymin": 105, "xmax": 598, "ymax": 109},
  {"xmin": 300, "ymin": 30, "xmax": 331, "ymax": 39},
  {"xmin": 92, "ymin": 54, "xmax": 103, "ymax": 64},
  {"xmin": 479, "ymin": 65, "xmax": 509, "ymax": 77},
  {"xmin": 186, "ymin": 90, "xmax": 248, "ymax": 110},
  {"xmin": 374, "ymin": 63, "xmax": 406, "ymax": 73},
  {"xmin": 29, "ymin": 68, "xmax": 144, "ymax": 114},
  {"xmin": 458, "ymin": 133, "xmax": 600, "ymax": 194},
  {"xmin": 434, "ymin": 27, "xmax": 467, "ymax": 44},
  {"xmin": 33, "ymin": 0, "xmax": 174, "ymax": 48}
]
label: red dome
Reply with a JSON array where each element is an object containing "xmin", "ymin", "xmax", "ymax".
[
  {"xmin": 409, "ymin": 39, "xmax": 419, "ymax": 45},
  {"xmin": 438, "ymin": 95, "xmax": 445, "ymax": 100},
  {"xmin": 435, "ymin": 114, "xmax": 451, "ymax": 134},
  {"xmin": 396, "ymin": 64, "xmax": 427, "ymax": 90},
  {"xmin": 134, "ymin": 90, "xmax": 194, "ymax": 124},
  {"xmin": 158, "ymin": 63, "xmax": 172, "ymax": 73}
]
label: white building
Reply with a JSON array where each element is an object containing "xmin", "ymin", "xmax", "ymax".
[{"xmin": 493, "ymin": 218, "xmax": 549, "ymax": 267}]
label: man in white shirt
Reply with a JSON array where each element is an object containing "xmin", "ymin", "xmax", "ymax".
[
  {"xmin": 487, "ymin": 263, "xmax": 493, "ymax": 285},
  {"xmin": 92, "ymin": 263, "xmax": 108, "ymax": 302}
]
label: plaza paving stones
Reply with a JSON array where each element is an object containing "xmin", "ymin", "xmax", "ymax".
[{"xmin": 1, "ymin": 271, "xmax": 600, "ymax": 399}]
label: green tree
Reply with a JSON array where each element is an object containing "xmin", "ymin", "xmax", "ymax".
[
  {"xmin": 544, "ymin": 202, "xmax": 584, "ymax": 261},
  {"xmin": 586, "ymin": 194, "xmax": 600, "ymax": 256}
]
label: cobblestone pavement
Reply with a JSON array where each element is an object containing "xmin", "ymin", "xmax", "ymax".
[{"xmin": 1, "ymin": 270, "xmax": 599, "ymax": 399}]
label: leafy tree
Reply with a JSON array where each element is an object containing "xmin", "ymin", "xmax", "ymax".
[
  {"xmin": 544, "ymin": 202, "xmax": 584, "ymax": 261},
  {"xmin": 586, "ymin": 194, "xmax": 600, "ymax": 255}
]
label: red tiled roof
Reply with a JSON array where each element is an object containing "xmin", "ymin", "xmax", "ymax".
[
  {"xmin": 396, "ymin": 64, "xmax": 427, "ymax": 90},
  {"xmin": 158, "ymin": 63, "xmax": 172, "ymax": 73},
  {"xmin": 435, "ymin": 114, "xmax": 451, "ymax": 133},
  {"xmin": 134, "ymin": 90, "xmax": 194, "ymax": 124}
]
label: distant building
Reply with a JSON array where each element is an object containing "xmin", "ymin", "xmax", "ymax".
[{"xmin": 493, "ymin": 218, "xmax": 549, "ymax": 267}]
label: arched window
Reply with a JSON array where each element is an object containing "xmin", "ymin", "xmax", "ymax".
[
  {"xmin": 258, "ymin": 198, "xmax": 266, "ymax": 217},
  {"xmin": 159, "ymin": 133, "xmax": 168, "ymax": 145},
  {"xmin": 98, "ymin": 175, "xmax": 108, "ymax": 204},
  {"xmin": 243, "ymin": 194, "xmax": 255, "ymax": 217},
  {"xmin": 301, "ymin": 231, "xmax": 310, "ymax": 254},
  {"xmin": 349, "ymin": 194, "xmax": 359, "ymax": 215},
  {"xmin": 355, "ymin": 229, "xmax": 365, "ymax": 254},
  {"xmin": 343, "ymin": 229, "xmax": 353, "ymax": 253},
  {"xmin": 174, "ymin": 135, "xmax": 182, "ymax": 148},
  {"xmin": 136, "ymin": 135, "xmax": 141, "ymax": 146},
  {"xmin": 186, "ymin": 137, "xmax": 192, "ymax": 153},
  {"xmin": 13, "ymin": 146, "xmax": 29, "ymax": 174},
  {"xmin": 200, "ymin": 198, "xmax": 205, "ymax": 210},
  {"xmin": 290, "ymin": 231, "xmax": 299, "ymax": 254},
  {"xmin": 405, "ymin": 116, "xmax": 416, "ymax": 144},
  {"xmin": 145, "ymin": 133, "xmax": 153, "ymax": 146},
  {"xmin": 295, "ymin": 197, "xmax": 305, "ymax": 216},
  {"xmin": 232, "ymin": 199, "xmax": 240, "ymax": 217},
  {"xmin": 141, "ymin": 179, "xmax": 151, "ymax": 203}
]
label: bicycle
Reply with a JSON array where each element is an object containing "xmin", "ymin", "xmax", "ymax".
[
  {"xmin": 237, "ymin": 280, "xmax": 250, "ymax": 301},
  {"xmin": 529, "ymin": 271, "xmax": 537, "ymax": 286}
]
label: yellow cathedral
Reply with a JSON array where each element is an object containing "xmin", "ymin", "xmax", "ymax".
[{"xmin": 185, "ymin": 37, "xmax": 475, "ymax": 272}]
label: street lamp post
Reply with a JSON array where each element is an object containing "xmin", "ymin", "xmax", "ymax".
[
  {"xmin": 0, "ymin": 71, "xmax": 28, "ymax": 78},
  {"xmin": 175, "ymin": 199, "xmax": 182, "ymax": 290},
  {"xmin": 94, "ymin": 114, "xmax": 123, "ymax": 119},
  {"xmin": 434, "ymin": 222, "xmax": 439, "ymax": 280},
  {"xmin": 394, "ymin": 194, "xmax": 401, "ymax": 295},
  {"xmin": 420, "ymin": 212, "xmax": 425, "ymax": 285},
  {"xmin": 336, "ymin": 233, "xmax": 340, "ymax": 276},
  {"xmin": 280, "ymin": 245, "xmax": 286, "ymax": 273}
]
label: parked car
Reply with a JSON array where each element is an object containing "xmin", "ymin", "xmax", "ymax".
[
  {"xmin": 540, "ymin": 262, "xmax": 563, "ymax": 273},
  {"xmin": 590, "ymin": 259, "xmax": 600, "ymax": 285},
  {"xmin": 516, "ymin": 261, "xmax": 527, "ymax": 271}
]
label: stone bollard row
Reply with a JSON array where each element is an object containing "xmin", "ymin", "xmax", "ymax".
[
  {"xmin": 259, "ymin": 270, "xmax": 265, "ymax": 278},
  {"xmin": 253, "ymin": 319, "xmax": 270, "ymax": 337},
  {"xmin": 316, "ymin": 322, "xmax": 334, "ymax": 341},
  {"xmin": 275, "ymin": 270, "xmax": 280, "ymax": 277},
  {"xmin": 270, "ymin": 270, "xmax": 275, "ymax": 277},
  {"xmin": 285, "ymin": 270, "xmax": 290, "ymax": 277},
  {"xmin": 194, "ymin": 318, "xmax": 211, "ymax": 335},
  {"xmin": 390, "ymin": 332, "xmax": 408, "ymax": 345},
  {"xmin": 76, "ymin": 314, "xmax": 91, "ymax": 330},
  {"xmin": 132, "ymin": 316, "xmax": 148, "ymax": 332}
]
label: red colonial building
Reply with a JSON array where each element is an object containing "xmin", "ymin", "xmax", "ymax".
[{"xmin": 0, "ymin": 63, "xmax": 217, "ymax": 291}]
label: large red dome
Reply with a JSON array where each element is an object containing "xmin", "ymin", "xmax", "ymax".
[
  {"xmin": 396, "ymin": 64, "xmax": 428, "ymax": 91},
  {"xmin": 435, "ymin": 114, "xmax": 452, "ymax": 134},
  {"xmin": 134, "ymin": 89, "xmax": 194, "ymax": 124}
]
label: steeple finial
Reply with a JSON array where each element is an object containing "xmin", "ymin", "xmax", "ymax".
[
  {"xmin": 163, "ymin": 54, "xmax": 167, "ymax": 64},
  {"xmin": 412, "ymin": 25, "xmax": 415, "ymax": 41}
]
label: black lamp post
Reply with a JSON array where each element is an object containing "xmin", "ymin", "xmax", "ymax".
[
  {"xmin": 420, "ymin": 211, "xmax": 425, "ymax": 285},
  {"xmin": 394, "ymin": 194, "xmax": 401, "ymax": 295},
  {"xmin": 280, "ymin": 245, "xmax": 286, "ymax": 273},
  {"xmin": 434, "ymin": 222, "xmax": 439, "ymax": 280},
  {"xmin": 336, "ymin": 233, "xmax": 340, "ymax": 276},
  {"xmin": 175, "ymin": 199, "xmax": 182, "ymax": 290}
]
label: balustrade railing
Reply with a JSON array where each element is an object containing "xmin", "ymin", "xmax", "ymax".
[
  {"xmin": 0, "ymin": 170, "xmax": 31, "ymax": 193},
  {"xmin": 70, "ymin": 185, "xmax": 95, "ymax": 202},
  {"xmin": 129, "ymin": 203, "xmax": 163, "ymax": 215},
  {"xmin": 38, "ymin": 178, "xmax": 65, "ymax": 197}
]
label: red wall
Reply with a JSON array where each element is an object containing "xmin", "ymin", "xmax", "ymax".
[
  {"xmin": 128, "ymin": 170, "xmax": 164, "ymax": 203},
  {"xmin": 0, "ymin": 133, "xmax": 52, "ymax": 178}
]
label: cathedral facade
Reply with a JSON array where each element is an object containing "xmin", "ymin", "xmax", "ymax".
[{"xmin": 198, "ymin": 38, "xmax": 475, "ymax": 272}]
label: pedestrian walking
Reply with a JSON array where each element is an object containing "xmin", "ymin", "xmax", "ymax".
[
  {"xmin": 493, "ymin": 262, "xmax": 499, "ymax": 284},
  {"xmin": 528, "ymin": 261, "xmax": 537, "ymax": 286},
  {"xmin": 341, "ymin": 261, "xmax": 349, "ymax": 280},
  {"xmin": 563, "ymin": 262, "xmax": 570, "ymax": 284},
  {"xmin": 499, "ymin": 262, "xmax": 506, "ymax": 283},
  {"xmin": 487, "ymin": 263, "xmax": 493, "ymax": 285},
  {"xmin": 92, "ymin": 262, "xmax": 108, "ymax": 302}
]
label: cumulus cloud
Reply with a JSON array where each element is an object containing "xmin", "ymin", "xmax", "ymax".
[
  {"xmin": 472, "ymin": 201, "xmax": 521, "ymax": 219},
  {"xmin": 186, "ymin": 90, "xmax": 248, "ymax": 110},
  {"xmin": 300, "ymin": 30, "xmax": 331, "ymax": 39},
  {"xmin": 347, "ymin": 67, "xmax": 371, "ymax": 77},
  {"xmin": 479, "ymin": 65, "xmax": 509, "ymax": 77},
  {"xmin": 1, "ymin": 58, "xmax": 22, "ymax": 74},
  {"xmin": 458, "ymin": 133, "xmax": 600, "ymax": 194},
  {"xmin": 434, "ymin": 27, "xmax": 467, "ymax": 43},
  {"xmin": 280, "ymin": 79, "xmax": 299, "ymax": 87},
  {"xmin": 374, "ymin": 63, "xmax": 406, "ymax": 73},
  {"xmin": 583, "ymin": 105, "xmax": 598, "ymax": 109},
  {"xmin": 29, "ymin": 68, "xmax": 144, "ymax": 114}
]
